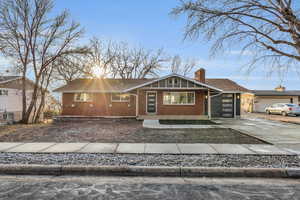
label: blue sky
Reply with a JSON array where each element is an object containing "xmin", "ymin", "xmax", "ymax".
[{"xmin": 1, "ymin": 0, "xmax": 300, "ymax": 90}]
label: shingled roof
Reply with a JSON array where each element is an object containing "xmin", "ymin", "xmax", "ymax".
[
  {"xmin": 54, "ymin": 76, "xmax": 248, "ymax": 93},
  {"xmin": 53, "ymin": 78, "xmax": 153, "ymax": 92},
  {"xmin": 205, "ymin": 79, "xmax": 249, "ymax": 92}
]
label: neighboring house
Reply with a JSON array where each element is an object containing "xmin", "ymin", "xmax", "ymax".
[
  {"xmin": 241, "ymin": 85, "xmax": 300, "ymax": 113},
  {"xmin": 0, "ymin": 76, "xmax": 53, "ymax": 122},
  {"xmin": 54, "ymin": 68, "xmax": 249, "ymax": 119}
]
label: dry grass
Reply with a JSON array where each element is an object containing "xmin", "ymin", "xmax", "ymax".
[{"xmin": 0, "ymin": 123, "xmax": 49, "ymax": 137}]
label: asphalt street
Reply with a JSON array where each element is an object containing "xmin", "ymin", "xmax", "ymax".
[{"xmin": 0, "ymin": 175, "xmax": 300, "ymax": 199}]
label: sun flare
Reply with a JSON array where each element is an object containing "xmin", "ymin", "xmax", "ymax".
[{"xmin": 91, "ymin": 66, "xmax": 105, "ymax": 78}]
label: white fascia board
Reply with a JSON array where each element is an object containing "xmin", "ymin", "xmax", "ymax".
[
  {"xmin": 222, "ymin": 91, "xmax": 247, "ymax": 94},
  {"xmin": 57, "ymin": 90, "xmax": 122, "ymax": 93},
  {"xmin": 123, "ymin": 73, "xmax": 223, "ymax": 92}
]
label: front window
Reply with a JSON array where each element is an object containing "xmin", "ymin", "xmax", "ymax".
[
  {"xmin": 74, "ymin": 93, "xmax": 92, "ymax": 102},
  {"xmin": 163, "ymin": 92, "xmax": 195, "ymax": 105},
  {"xmin": 0, "ymin": 90, "xmax": 8, "ymax": 96},
  {"xmin": 111, "ymin": 93, "xmax": 130, "ymax": 102}
]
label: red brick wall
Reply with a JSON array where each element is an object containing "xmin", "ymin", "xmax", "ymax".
[
  {"xmin": 62, "ymin": 90, "xmax": 205, "ymax": 116},
  {"xmin": 138, "ymin": 90, "xmax": 205, "ymax": 115},
  {"xmin": 62, "ymin": 93, "xmax": 136, "ymax": 116}
]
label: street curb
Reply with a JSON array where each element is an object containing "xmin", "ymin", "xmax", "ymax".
[{"xmin": 0, "ymin": 164, "xmax": 299, "ymax": 178}]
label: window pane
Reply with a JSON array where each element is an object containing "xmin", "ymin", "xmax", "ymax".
[
  {"xmin": 74, "ymin": 93, "xmax": 92, "ymax": 102},
  {"xmin": 163, "ymin": 93, "xmax": 171, "ymax": 104},
  {"xmin": 174, "ymin": 78, "xmax": 180, "ymax": 87},
  {"xmin": 112, "ymin": 93, "xmax": 130, "ymax": 102},
  {"xmin": 85, "ymin": 93, "xmax": 92, "ymax": 101},
  {"xmin": 187, "ymin": 92, "xmax": 194, "ymax": 103},
  {"xmin": 120, "ymin": 94, "xmax": 130, "ymax": 101},
  {"xmin": 181, "ymin": 80, "xmax": 187, "ymax": 87},
  {"xmin": 75, "ymin": 93, "xmax": 81, "ymax": 101},
  {"xmin": 163, "ymin": 92, "xmax": 195, "ymax": 105},
  {"xmin": 111, "ymin": 93, "xmax": 120, "ymax": 101},
  {"xmin": 159, "ymin": 80, "xmax": 166, "ymax": 87},
  {"xmin": 167, "ymin": 78, "xmax": 173, "ymax": 87}
]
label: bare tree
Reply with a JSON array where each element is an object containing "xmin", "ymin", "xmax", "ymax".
[
  {"xmin": 111, "ymin": 43, "xmax": 167, "ymax": 79},
  {"xmin": 82, "ymin": 38, "xmax": 118, "ymax": 78},
  {"xmin": 170, "ymin": 55, "xmax": 197, "ymax": 76},
  {"xmin": 54, "ymin": 55, "xmax": 87, "ymax": 84},
  {"xmin": 75, "ymin": 38, "xmax": 168, "ymax": 79},
  {"xmin": 0, "ymin": 0, "xmax": 86, "ymax": 123},
  {"xmin": 171, "ymin": 0, "xmax": 300, "ymax": 73}
]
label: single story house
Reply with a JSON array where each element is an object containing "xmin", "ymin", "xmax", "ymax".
[
  {"xmin": 241, "ymin": 86, "xmax": 300, "ymax": 113},
  {"xmin": 54, "ymin": 68, "xmax": 249, "ymax": 119}
]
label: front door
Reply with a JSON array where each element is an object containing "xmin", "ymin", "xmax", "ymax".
[
  {"xmin": 146, "ymin": 92, "xmax": 157, "ymax": 114},
  {"xmin": 222, "ymin": 94, "xmax": 234, "ymax": 118}
]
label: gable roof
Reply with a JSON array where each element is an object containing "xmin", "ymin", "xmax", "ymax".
[
  {"xmin": 123, "ymin": 73, "xmax": 223, "ymax": 92},
  {"xmin": 251, "ymin": 90, "xmax": 300, "ymax": 96},
  {"xmin": 0, "ymin": 76, "xmax": 46, "ymax": 91},
  {"xmin": 54, "ymin": 75, "xmax": 248, "ymax": 93},
  {"xmin": 0, "ymin": 76, "xmax": 22, "ymax": 84},
  {"xmin": 205, "ymin": 79, "xmax": 249, "ymax": 93}
]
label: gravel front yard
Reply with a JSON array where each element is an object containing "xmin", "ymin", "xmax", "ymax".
[
  {"xmin": 1, "ymin": 153, "xmax": 299, "ymax": 168},
  {"xmin": 0, "ymin": 120, "xmax": 265, "ymax": 144}
]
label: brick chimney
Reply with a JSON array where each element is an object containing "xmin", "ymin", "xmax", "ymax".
[
  {"xmin": 275, "ymin": 85, "xmax": 286, "ymax": 92},
  {"xmin": 195, "ymin": 68, "xmax": 206, "ymax": 83}
]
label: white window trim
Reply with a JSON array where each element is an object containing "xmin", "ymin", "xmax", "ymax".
[
  {"xmin": 111, "ymin": 93, "xmax": 130, "ymax": 103},
  {"xmin": 163, "ymin": 91, "xmax": 196, "ymax": 105},
  {"xmin": 74, "ymin": 93, "xmax": 93, "ymax": 102}
]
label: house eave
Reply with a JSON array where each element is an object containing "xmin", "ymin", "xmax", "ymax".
[
  {"xmin": 123, "ymin": 73, "xmax": 223, "ymax": 93},
  {"xmin": 53, "ymin": 90, "xmax": 123, "ymax": 93}
]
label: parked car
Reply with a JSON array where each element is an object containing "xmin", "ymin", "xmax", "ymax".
[{"xmin": 265, "ymin": 103, "xmax": 300, "ymax": 116}]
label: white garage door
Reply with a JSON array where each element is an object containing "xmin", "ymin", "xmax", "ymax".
[{"xmin": 254, "ymin": 98, "xmax": 291, "ymax": 112}]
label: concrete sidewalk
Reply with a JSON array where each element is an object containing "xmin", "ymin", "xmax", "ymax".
[{"xmin": 0, "ymin": 142, "xmax": 298, "ymax": 155}]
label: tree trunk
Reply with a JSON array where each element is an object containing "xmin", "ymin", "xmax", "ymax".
[
  {"xmin": 20, "ymin": 72, "xmax": 27, "ymax": 123},
  {"xmin": 22, "ymin": 78, "xmax": 40, "ymax": 124},
  {"xmin": 34, "ymin": 92, "xmax": 46, "ymax": 123}
]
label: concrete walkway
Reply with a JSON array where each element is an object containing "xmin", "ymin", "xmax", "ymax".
[{"xmin": 0, "ymin": 142, "xmax": 298, "ymax": 155}]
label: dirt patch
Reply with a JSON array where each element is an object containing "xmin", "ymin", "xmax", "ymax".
[
  {"xmin": 0, "ymin": 120, "xmax": 266, "ymax": 144},
  {"xmin": 0, "ymin": 120, "xmax": 143, "ymax": 143},
  {"xmin": 129, "ymin": 128, "xmax": 267, "ymax": 144}
]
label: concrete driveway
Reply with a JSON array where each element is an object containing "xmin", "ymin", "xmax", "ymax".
[
  {"xmin": 244, "ymin": 112, "xmax": 300, "ymax": 124},
  {"xmin": 221, "ymin": 115, "xmax": 300, "ymax": 154}
]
